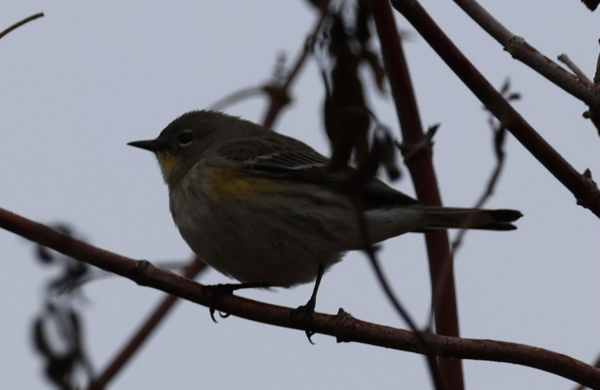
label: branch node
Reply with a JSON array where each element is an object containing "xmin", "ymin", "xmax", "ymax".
[
  {"xmin": 333, "ymin": 308, "xmax": 353, "ymax": 343},
  {"xmin": 576, "ymin": 169, "xmax": 600, "ymax": 208},
  {"xmin": 557, "ymin": 54, "xmax": 593, "ymax": 85},
  {"xmin": 395, "ymin": 123, "xmax": 439, "ymax": 163},
  {"xmin": 131, "ymin": 260, "xmax": 154, "ymax": 286},
  {"xmin": 262, "ymin": 85, "xmax": 292, "ymax": 106},
  {"xmin": 505, "ymin": 35, "xmax": 525, "ymax": 57}
]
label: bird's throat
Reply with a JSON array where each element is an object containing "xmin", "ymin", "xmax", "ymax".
[{"xmin": 156, "ymin": 152, "xmax": 179, "ymax": 184}]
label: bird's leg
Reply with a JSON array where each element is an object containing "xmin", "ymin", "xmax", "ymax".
[
  {"xmin": 290, "ymin": 265, "xmax": 324, "ymax": 344},
  {"xmin": 206, "ymin": 282, "xmax": 272, "ymax": 322}
]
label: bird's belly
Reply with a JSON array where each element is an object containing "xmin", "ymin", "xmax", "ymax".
[
  {"xmin": 180, "ymin": 216, "xmax": 329, "ymax": 286},
  {"xmin": 169, "ymin": 176, "xmax": 353, "ymax": 287}
]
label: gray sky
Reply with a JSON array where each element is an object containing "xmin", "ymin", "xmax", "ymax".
[{"xmin": 1, "ymin": 1, "xmax": 599, "ymax": 389}]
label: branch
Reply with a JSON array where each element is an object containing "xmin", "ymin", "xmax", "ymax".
[
  {"xmin": 371, "ymin": 1, "xmax": 463, "ymax": 388},
  {"xmin": 451, "ymin": 0, "xmax": 600, "ymax": 133},
  {"xmin": 574, "ymin": 353, "xmax": 600, "ymax": 390},
  {"xmin": 0, "ymin": 12, "xmax": 44, "ymax": 41},
  {"xmin": 205, "ymin": 4, "xmax": 329, "ymax": 128},
  {"xmin": 390, "ymin": 0, "xmax": 600, "ymax": 218},
  {"xmin": 88, "ymin": 258, "xmax": 207, "ymax": 390},
  {"xmin": 1, "ymin": 207, "xmax": 600, "ymax": 388},
  {"xmin": 453, "ymin": 0, "xmax": 597, "ymax": 105},
  {"xmin": 558, "ymin": 54, "xmax": 593, "ymax": 85}
]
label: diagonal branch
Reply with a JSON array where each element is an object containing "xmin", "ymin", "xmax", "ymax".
[
  {"xmin": 452, "ymin": 0, "xmax": 600, "ymax": 134},
  {"xmin": 1, "ymin": 207, "xmax": 600, "ymax": 388},
  {"xmin": 390, "ymin": 0, "xmax": 600, "ymax": 218},
  {"xmin": 452, "ymin": 0, "xmax": 598, "ymax": 107},
  {"xmin": 88, "ymin": 258, "xmax": 207, "ymax": 390}
]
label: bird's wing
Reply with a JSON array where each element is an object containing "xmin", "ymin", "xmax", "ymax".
[{"xmin": 216, "ymin": 135, "xmax": 420, "ymax": 207}]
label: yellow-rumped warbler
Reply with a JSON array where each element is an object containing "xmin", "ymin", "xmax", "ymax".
[{"xmin": 128, "ymin": 110, "xmax": 521, "ymax": 329}]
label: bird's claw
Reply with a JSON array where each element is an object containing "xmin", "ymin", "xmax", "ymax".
[
  {"xmin": 208, "ymin": 284, "xmax": 233, "ymax": 323},
  {"xmin": 290, "ymin": 298, "xmax": 317, "ymax": 344}
]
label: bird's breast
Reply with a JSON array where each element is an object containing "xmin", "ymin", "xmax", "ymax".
[{"xmin": 205, "ymin": 165, "xmax": 272, "ymax": 202}]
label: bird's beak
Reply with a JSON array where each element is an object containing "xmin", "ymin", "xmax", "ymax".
[{"xmin": 127, "ymin": 139, "xmax": 165, "ymax": 152}]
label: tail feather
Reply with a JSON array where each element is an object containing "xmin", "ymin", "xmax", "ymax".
[{"xmin": 416, "ymin": 206, "xmax": 523, "ymax": 231}]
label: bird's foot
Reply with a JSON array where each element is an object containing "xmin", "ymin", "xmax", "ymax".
[
  {"xmin": 290, "ymin": 297, "xmax": 317, "ymax": 344},
  {"xmin": 206, "ymin": 284, "xmax": 237, "ymax": 322},
  {"xmin": 205, "ymin": 282, "xmax": 272, "ymax": 323}
]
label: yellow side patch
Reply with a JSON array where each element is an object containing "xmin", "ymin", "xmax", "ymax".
[
  {"xmin": 208, "ymin": 166, "xmax": 270, "ymax": 201},
  {"xmin": 156, "ymin": 152, "xmax": 179, "ymax": 183}
]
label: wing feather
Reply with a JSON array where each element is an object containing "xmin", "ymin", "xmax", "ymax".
[{"xmin": 216, "ymin": 136, "xmax": 418, "ymax": 207}]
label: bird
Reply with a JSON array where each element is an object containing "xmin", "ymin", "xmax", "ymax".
[{"xmin": 128, "ymin": 110, "xmax": 522, "ymax": 337}]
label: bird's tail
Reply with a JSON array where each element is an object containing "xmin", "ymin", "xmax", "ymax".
[{"xmin": 415, "ymin": 206, "xmax": 523, "ymax": 231}]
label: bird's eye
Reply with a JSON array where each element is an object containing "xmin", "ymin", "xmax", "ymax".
[{"xmin": 178, "ymin": 131, "xmax": 193, "ymax": 146}]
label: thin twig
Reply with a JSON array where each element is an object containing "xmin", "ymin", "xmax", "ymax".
[
  {"xmin": 558, "ymin": 54, "xmax": 593, "ymax": 85},
  {"xmin": 594, "ymin": 39, "xmax": 600, "ymax": 86},
  {"xmin": 0, "ymin": 12, "xmax": 44, "ymax": 41},
  {"xmin": 2, "ymin": 207, "xmax": 600, "ymax": 388},
  {"xmin": 261, "ymin": 4, "xmax": 330, "ymax": 128},
  {"xmin": 390, "ymin": 0, "xmax": 600, "ymax": 218},
  {"xmin": 396, "ymin": 123, "xmax": 440, "ymax": 163}
]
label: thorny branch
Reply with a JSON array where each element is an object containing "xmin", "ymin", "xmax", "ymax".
[{"xmin": 1, "ymin": 207, "xmax": 600, "ymax": 388}]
